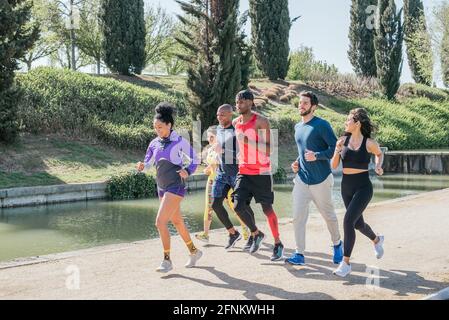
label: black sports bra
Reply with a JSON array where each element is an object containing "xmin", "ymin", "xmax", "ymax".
[{"xmin": 340, "ymin": 135, "xmax": 371, "ymax": 170}]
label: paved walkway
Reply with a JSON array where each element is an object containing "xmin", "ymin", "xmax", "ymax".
[{"xmin": 1, "ymin": 188, "xmax": 449, "ymax": 300}]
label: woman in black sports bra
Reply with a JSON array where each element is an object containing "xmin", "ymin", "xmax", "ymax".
[{"xmin": 330, "ymin": 108, "xmax": 385, "ymax": 277}]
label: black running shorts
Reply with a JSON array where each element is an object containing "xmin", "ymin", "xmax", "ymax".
[{"xmin": 233, "ymin": 174, "xmax": 274, "ymax": 204}]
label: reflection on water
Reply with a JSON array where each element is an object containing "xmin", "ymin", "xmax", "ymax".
[{"xmin": 1, "ymin": 174, "xmax": 449, "ymax": 262}]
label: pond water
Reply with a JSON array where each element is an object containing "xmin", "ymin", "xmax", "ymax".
[{"xmin": 1, "ymin": 174, "xmax": 449, "ymax": 262}]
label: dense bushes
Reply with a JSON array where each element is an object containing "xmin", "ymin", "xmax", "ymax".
[
  {"xmin": 398, "ymin": 83, "xmax": 449, "ymax": 101},
  {"xmin": 16, "ymin": 67, "xmax": 189, "ymax": 150},
  {"xmin": 274, "ymin": 96, "xmax": 449, "ymax": 151},
  {"xmin": 328, "ymin": 97, "xmax": 449, "ymax": 150},
  {"xmin": 106, "ymin": 171, "xmax": 157, "ymax": 200}
]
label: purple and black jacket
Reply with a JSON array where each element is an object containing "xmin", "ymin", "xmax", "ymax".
[{"xmin": 144, "ymin": 130, "xmax": 198, "ymax": 191}]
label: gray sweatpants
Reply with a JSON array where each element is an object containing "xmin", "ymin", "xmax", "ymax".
[{"xmin": 292, "ymin": 174, "xmax": 341, "ymax": 254}]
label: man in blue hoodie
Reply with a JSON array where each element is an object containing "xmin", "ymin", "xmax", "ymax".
[{"xmin": 285, "ymin": 91, "xmax": 343, "ymax": 266}]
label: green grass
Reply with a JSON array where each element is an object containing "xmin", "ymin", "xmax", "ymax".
[
  {"xmin": 0, "ymin": 172, "xmax": 65, "ymax": 189},
  {"xmin": 0, "ymin": 134, "xmax": 143, "ymax": 189}
]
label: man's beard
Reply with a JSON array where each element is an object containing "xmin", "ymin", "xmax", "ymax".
[{"xmin": 300, "ymin": 107, "xmax": 313, "ymax": 116}]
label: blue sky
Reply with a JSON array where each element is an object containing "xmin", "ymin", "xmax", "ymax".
[{"xmin": 148, "ymin": 0, "xmax": 443, "ymax": 85}]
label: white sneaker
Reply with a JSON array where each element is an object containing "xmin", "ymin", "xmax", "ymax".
[
  {"xmin": 333, "ymin": 261, "xmax": 352, "ymax": 277},
  {"xmin": 185, "ymin": 249, "xmax": 203, "ymax": 268},
  {"xmin": 374, "ymin": 235, "xmax": 384, "ymax": 259},
  {"xmin": 156, "ymin": 259, "xmax": 173, "ymax": 273}
]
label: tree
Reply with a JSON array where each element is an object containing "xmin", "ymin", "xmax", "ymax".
[
  {"xmin": 77, "ymin": 0, "xmax": 104, "ymax": 74},
  {"xmin": 433, "ymin": 2, "xmax": 449, "ymax": 87},
  {"xmin": 443, "ymin": 30, "xmax": 449, "ymax": 87},
  {"xmin": 249, "ymin": 0, "xmax": 291, "ymax": 80},
  {"xmin": 374, "ymin": 0, "xmax": 404, "ymax": 100},
  {"xmin": 403, "ymin": 0, "xmax": 433, "ymax": 86},
  {"xmin": 0, "ymin": 0, "xmax": 39, "ymax": 143},
  {"xmin": 288, "ymin": 46, "xmax": 339, "ymax": 82},
  {"xmin": 236, "ymin": 11, "xmax": 251, "ymax": 89},
  {"xmin": 161, "ymin": 22, "xmax": 188, "ymax": 75},
  {"xmin": 210, "ymin": 0, "xmax": 242, "ymax": 105},
  {"xmin": 19, "ymin": 0, "xmax": 60, "ymax": 71},
  {"xmin": 348, "ymin": 0, "xmax": 378, "ymax": 77},
  {"xmin": 42, "ymin": 0, "xmax": 92, "ymax": 71},
  {"xmin": 51, "ymin": 0, "xmax": 82, "ymax": 70},
  {"xmin": 176, "ymin": 0, "xmax": 245, "ymax": 129},
  {"xmin": 100, "ymin": 0, "xmax": 146, "ymax": 75},
  {"xmin": 144, "ymin": 5, "xmax": 175, "ymax": 67}
]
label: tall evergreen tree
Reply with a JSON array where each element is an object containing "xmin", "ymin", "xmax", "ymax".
[
  {"xmin": 176, "ymin": 0, "xmax": 244, "ymax": 129},
  {"xmin": 404, "ymin": 0, "xmax": 433, "ymax": 86},
  {"xmin": 210, "ymin": 0, "xmax": 242, "ymax": 107},
  {"xmin": 237, "ymin": 12, "xmax": 251, "ymax": 89},
  {"xmin": 374, "ymin": 0, "xmax": 404, "ymax": 100},
  {"xmin": 0, "ymin": 0, "xmax": 39, "ymax": 144},
  {"xmin": 249, "ymin": 0, "xmax": 291, "ymax": 80},
  {"xmin": 442, "ymin": 30, "xmax": 449, "ymax": 87},
  {"xmin": 348, "ymin": 0, "xmax": 378, "ymax": 77},
  {"xmin": 100, "ymin": 0, "xmax": 146, "ymax": 75}
]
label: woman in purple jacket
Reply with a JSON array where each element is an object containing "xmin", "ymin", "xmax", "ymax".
[{"xmin": 137, "ymin": 103, "xmax": 202, "ymax": 273}]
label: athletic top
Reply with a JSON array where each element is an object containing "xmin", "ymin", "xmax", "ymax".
[
  {"xmin": 144, "ymin": 130, "xmax": 198, "ymax": 189},
  {"xmin": 216, "ymin": 124, "xmax": 239, "ymax": 176},
  {"xmin": 294, "ymin": 116, "xmax": 337, "ymax": 185},
  {"xmin": 234, "ymin": 113, "xmax": 271, "ymax": 175},
  {"xmin": 340, "ymin": 135, "xmax": 371, "ymax": 170}
]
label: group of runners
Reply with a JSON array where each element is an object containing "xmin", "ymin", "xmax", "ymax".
[{"xmin": 136, "ymin": 89, "xmax": 385, "ymax": 278}]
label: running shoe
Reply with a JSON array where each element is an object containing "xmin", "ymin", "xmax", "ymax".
[
  {"xmin": 374, "ymin": 235, "xmax": 385, "ymax": 259},
  {"xmin": 270, "ymin": 242, "xmax": 285, "ymax": 261},
  {"xmin": 249, "ymin": 231, "xmax": 265, "ymax": 254},
  {"xmin": 225, "ymin": 231, "xmax": 242, "ymax": 250},
  {"xmin": 285, "ymin": 253, "xmax": 305, "ymax": 265},
  {"xmin": 185, "ymin": 249, "xmax": 203, "ymax": 268},
  {"xmin": 156, "ymin": 259, "xmax": 173, "ymax": 273},
  {"xmin": 333, "ymin": 240, "xmax": 344, "ymax": 264},
  {"xmin": 333, "ymin": 261, "xmax": 351, "ymax": 277},
  {"xmin": 243, "ymin": 235, "xmax": 253, "ymax": 251},
  {"xmin": 195, "ymin": 232, "xmax": 210, "ymax": 243}
]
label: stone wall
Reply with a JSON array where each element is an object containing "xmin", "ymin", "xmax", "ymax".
[{"xmin": 384, "ymin": 151, "xmax": 449, "ymax": 174}]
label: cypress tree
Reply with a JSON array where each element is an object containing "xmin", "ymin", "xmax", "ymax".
[
  {"xmin": 237, "ymin": 12, "xmax": 251, "ymax": 89},
  {"xmin": 176, "ymin": 0, "xmax": 244, "ymax": 129},
  {"xmin": 442, "ymin": 31, "xmax": 449, "ymax": 87},
  {"xmin": 348, "ymin": 0, "xmax": 378, "ymax": 78},
  {"xmin": 249, "ymin": 0, "xmax": 291, "ymax": 80},
  {"xmin": 374, "ymin": 0, "xmax": 404, "ymax": 100},
  {"xmin": 100, "ymin": 0, "xmax": 146, "ymax": 75},
  {"xmin": 0, "ymin": 0, "xmax": 39, "ymax": 144},
  {"xmin": 211, "ymin": 0, "xmax": 242, "ymax": 111},
  {"xmin": 403, "ymin": 0, "xmax": 433, "ymax": 86}
]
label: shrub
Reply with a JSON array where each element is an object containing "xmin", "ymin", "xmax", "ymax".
[
  {"xmin": 264, "ymin": 91, "xmax": 278, "ymax": 100},
  {"xmin": 106, "ymin": 171, "xmax": 157, "ymax": 200},
  {"xmin": 273, "ymin": 166, "xmax": 287, "ymax": 183},
  {"xmin": 398, "ymin": 83, "xmax": 449, "ymax": 101}
]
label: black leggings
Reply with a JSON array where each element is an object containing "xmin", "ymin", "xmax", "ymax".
[
  {"xmin": 341, "ymin": 172, "xmax": 377, "ymax": 257},
  {"xmin": 233, "ymin": 199, "xmax": 273, "ymax": 233},
  {"xmin": 212, "ymin": 197, "xmax": 255, "ymax": 231}
]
